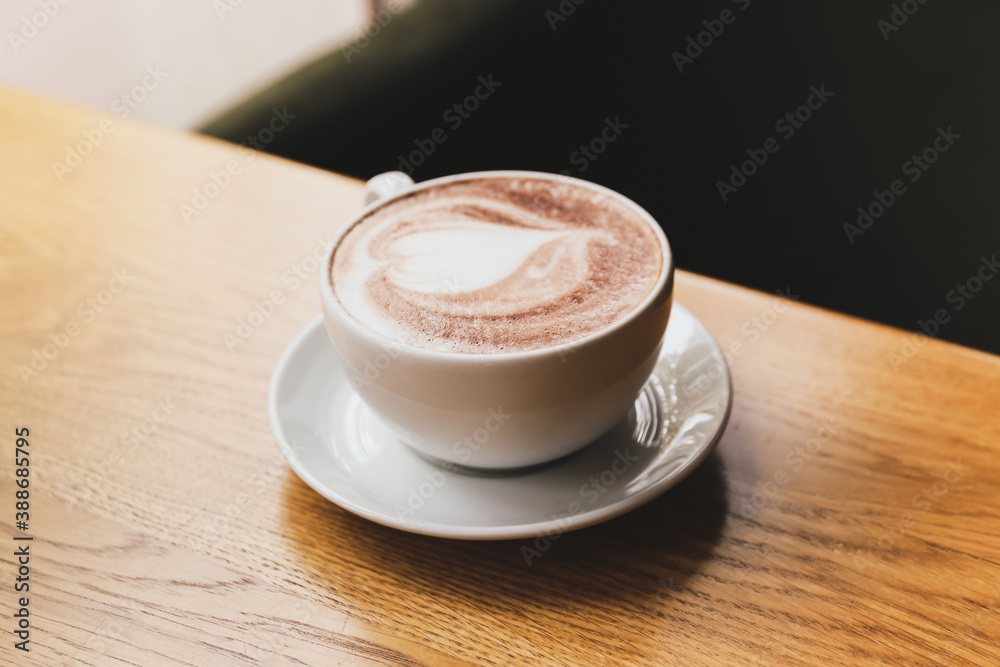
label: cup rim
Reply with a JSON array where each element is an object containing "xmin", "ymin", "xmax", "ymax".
[{"xmin": 320, "ymin": 170, "xmax": 674, "ymax": 363}]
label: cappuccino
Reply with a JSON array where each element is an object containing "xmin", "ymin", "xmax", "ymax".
[{"xmin": 330, "ymin": 176, "xmax": 663, "ymax": 354}]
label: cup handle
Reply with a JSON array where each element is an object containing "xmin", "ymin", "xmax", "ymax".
[{"xmin": 364, "ymin": 171, "xmax": 415, "ymax": 206}]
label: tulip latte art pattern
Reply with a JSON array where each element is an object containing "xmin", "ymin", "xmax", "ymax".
[{"xmin": 331, "ymin": 177, "xmax": 664, "ymax": 353}]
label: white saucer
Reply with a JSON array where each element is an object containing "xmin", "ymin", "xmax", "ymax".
[{"xmin": 269, "ymin": 304, "xmax": 732, "ymax": 540}]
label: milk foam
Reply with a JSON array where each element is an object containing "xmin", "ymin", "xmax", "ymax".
[
  {"xmin": 331, "ymin": 177, "xmax": 663, "ymax": 353},
  {"xmin": 385, "ymin": 222, "xmax": 571, "ymax": 294}
]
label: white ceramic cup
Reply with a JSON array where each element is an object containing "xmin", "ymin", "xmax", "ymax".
[{"xmin": 321, "ymin": 170, "xmax": 674, "ymax": 469}]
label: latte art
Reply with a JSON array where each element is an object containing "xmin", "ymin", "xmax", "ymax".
[{"xmin": 331, "ymin": 177, "xmax": 664, "ymax": 353}]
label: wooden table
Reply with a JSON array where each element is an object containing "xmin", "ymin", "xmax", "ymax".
[{"xmin": 2, "ymin": 85, "xmax": 999, "ymax": 666}]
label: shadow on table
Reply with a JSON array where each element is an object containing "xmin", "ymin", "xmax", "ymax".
[{"xmin": 281, "ymin": 450, "xmax": 729, "ymax": 620}]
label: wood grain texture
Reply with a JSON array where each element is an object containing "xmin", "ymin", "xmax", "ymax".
[{"xmin": 2, "ymin": 85, "xmax": 1000, "ymax": 666}]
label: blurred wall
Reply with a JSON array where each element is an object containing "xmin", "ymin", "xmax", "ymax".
[
  {"xmin": 0, "ymin": 0, "xmax": 368, "ymax": 127},
  {"xmin": 203, "ymin": 0, "xmax": 1000, "ymax": 355}
]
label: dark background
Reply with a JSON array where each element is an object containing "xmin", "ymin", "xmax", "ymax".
[{"xmin": 203, "ymin": 0, "xmax": 1000, "ymax": 355}]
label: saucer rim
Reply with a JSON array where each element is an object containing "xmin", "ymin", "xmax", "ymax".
[{"xmin": 269, "ymin": 304, "xmax": 732, "ymax": 540}]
